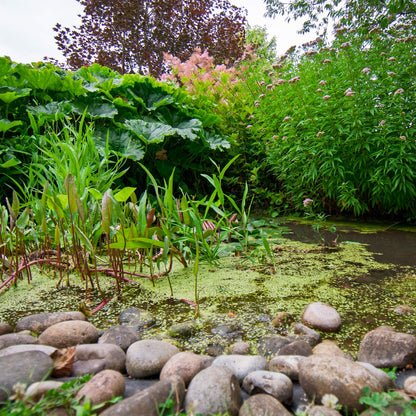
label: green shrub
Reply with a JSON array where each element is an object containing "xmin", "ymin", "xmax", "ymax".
[
  {"xmin": 251, "ymin": 24, "xmax": 416, "ymax": 217},
  {"xmin": 0, "ymin": 58, "xmax": 229, "ymax": 202}
]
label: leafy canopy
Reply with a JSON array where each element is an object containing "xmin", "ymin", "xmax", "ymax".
[
  {"xmin": 263, "ymin": 0, "xmax": 416, "ymax": 35},
  {"xmin": 54, "ymin": 0, "xmax": 247, "ymax": 77}
]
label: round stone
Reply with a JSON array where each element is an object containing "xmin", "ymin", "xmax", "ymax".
[
  {"xmin": 38, "ymin": 320, "xmax": 99, "ymax": 348},
  {"xmin": 302, "ymin": 302, "xmax": 342, "ymax": 332}
]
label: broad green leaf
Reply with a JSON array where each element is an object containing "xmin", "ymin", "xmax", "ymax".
[
  {"xmin": 56, "ymin": 194, "xmax": 68, "ymax": 209},
  {"xmin": 137, "ymin": 191, "xmax": 148, "ymax": 236},
  {"xmin": 110, "ymin": 236, "xmax": 165, "ymax": 250},
  {"xmin": 171, "ymin": 119, "xmax": 202, "ymax": 141},
  {"xmin": 132, "ymin": 237, "xmax": 165, "ymax": 248},
  {"xmin": 0, "ymin": 119, "xmax": 23, "ymax": 133},
  {"xmin": 54, "ymin": 224, "xmax": 60, "ymax": 245},
  {"xmin": 16, "ymin": 207, "xmax": 30, "ymax": 230},
  {"xmin": 93, "ymin": 127, "xmax": 145, "ymax": 161},
  {"xmin": 101, "ymin": 190, "xmax": 113, "ymax": 233},
  {"xmin": 18, "ymin": 67, "xmax": 61, "ymax": 90},
  {"xmin": 46, "ymin": 195, "xmax": 67, "ymax": 220},
  {"xmin": 203, "ymin": 132, "xmax": 230, "ymax": 150},
  {"xmin": 60, "ymin": 75, "xmax": 87, "ymax": 96},
  {"xmin": 114, "ymin": 187, "xmax": 136, "ymax": 203},
  {"xmin": 88, "ymin": 188, "xmax": 103, "ymax": 200},
  {"xmin": 71, "ymin": 101, "xmax": 118, "ymax": 119},
  {"xmin": 0, "ymin": 86, "xmax": 31, "ymax": 104},
  {"xmin": 0, "ymin": 158, "xmax": 20, "ymax": 169},
  {"xmin": 11, "ymin": 190, "xmax": 19, "ymax": 219},
  {"xmin": 180, "ymin": 196, "xmax": 191, "ymax": 226},
  {"xmin": 28, "ymin": 101, "xmax": 71, "ymax": 121},
  {"xmin": 124, "ymin": 119, "xmax": 175, "ymax": 144},
  {"xmin": 64, "ymin": 174, "xmax": 78, "ymax": 215},
  {"xmin": 40, "ymin": 182, "xmax": 49, "ymax": 209}
]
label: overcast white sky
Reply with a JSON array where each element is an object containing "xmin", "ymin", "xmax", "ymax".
[{"xmin": 0, "ymin": 0, "xmax": 313, "ymax": 64}]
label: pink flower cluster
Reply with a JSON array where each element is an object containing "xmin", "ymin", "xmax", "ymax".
[{"xmin": 160, "ymin": 48, "xmax": 238, "ymax": 96}]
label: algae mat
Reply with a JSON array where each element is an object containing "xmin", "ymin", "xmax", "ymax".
[{"xmin": 0, "ymin": 222, "xmax": 415, "ymax": 354}]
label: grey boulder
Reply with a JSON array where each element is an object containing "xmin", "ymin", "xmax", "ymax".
[
  {"xmin": 239, "ymin": 394, "xmax": 292, "ymax": 416},
  {"xmin": 0, "ymin": 351, "xmax": 54, "ymax": 402},
  {"xmin": 242, "ymin": 370, "xmax": 293, "ymax": 404},
  {"xmin": 16, "ymin": 311, "xmax": 86, "ymax": 334},
  {"xmin": 301, "ymin": 302, "xmax": 342, "ymax": 332},
  {"xmin": 126, "ymin": 340, "xmax": 179, "ymax": 378},
  {"xmin": 38, "ymin": 320, "xmax": 99, "ymax": 348},
  {"xmin": 184, "ymin": 365, "xmax": 242, "ymax": 416},
  {"xmin": 0, "ymin": 333, "xmax": 37, "ymax": 349},
  {"xmin": 160, "ymin": 351, "xmax": 213, "ymax": 386},
  {"xmin": 101, "ymin": 375, "xmax": 185, "ymax": 416},
  {"xmin": 98, "ymin": 325, "xmax": 140, "ymax": 351},
  {"xmin": 73, "ymin": 343, "xmax": 126, "ymax": 376},
  {"xmin": 299, "ymin": 354, "xmax": 384, "ymax": 412},
  {"xmin": 212, "ymin": 354, "xmax": 268, "ymax": 383},
  {"xmin": 358, "ymin": 326, "xmax": 416, "ymax": 369}
]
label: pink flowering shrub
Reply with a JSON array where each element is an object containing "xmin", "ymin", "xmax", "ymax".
[
  {"xmin": 159, "ymin": 34, "xmax": 283, "ymax": 208},
  {"xmin": 161, "ymin": 47, "xmax": 240, "ymax": 100},
  {"xmin": 252, "ymin": 24, "xmax": 416, "ymax": 216}
]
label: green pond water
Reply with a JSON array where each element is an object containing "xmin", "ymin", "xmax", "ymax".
[{"xmin": 1, "ymin": 219, "xmax": 415, "ymax": 355}]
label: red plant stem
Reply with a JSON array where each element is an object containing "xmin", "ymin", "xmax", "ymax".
[
  {"xmin": 90, "ymin": 298, "xmax": 112, "ymax": 314},
  {"xmin": 0, "ymin": 258, "xmax": 71, "ymax": 294}
]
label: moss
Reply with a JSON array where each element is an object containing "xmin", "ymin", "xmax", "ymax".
[{"xmin": 0, "ymin": 222, "xmax": 415, "ymax": 355}]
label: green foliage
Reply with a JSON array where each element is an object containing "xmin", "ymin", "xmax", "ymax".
[
  {"xmin": 250, "ymin": 25, "xmax": 416, "ymax": 217},
  {"xmin": 359, "ymin": 386, "xmax": 416, "ymax": 415},
  {"xmin": 0, "ymin": 57, "xmax": 229, "ymax": 202},
  {"xmin": 0, "ymin": 375, "xmax": 122, "ymax": 415},
  {"xmin": 264, "ymin": 0, "xmax": 416, "ymax": 35},
  {"xmin": 161, "ymin": 31, "xmax": 281, "ymax": 210}
]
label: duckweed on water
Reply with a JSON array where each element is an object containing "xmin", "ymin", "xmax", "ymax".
[{"xmin": 0, "ymin": 225, "xmax": 415, "ymax": 355}]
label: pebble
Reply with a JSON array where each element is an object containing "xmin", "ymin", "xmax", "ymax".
[
  {"xmin": 257, "ymin": 335, "xmax": 292, "ymax": 358},
  {"xmin": 269, "ymin": 355, "xmax": 306, "ymax": 381},
  {"xmin": 0, "ymin": 333, "xmax": 37, "ymax": 349},
  {"xmin": 75, "ymin": 369, "xmax": 125, "ymax": 408},
  {"xmin": 118, "ymin": 307, "xmax": 156, "ymax": 331},
  {"xmin": 72, "ymin": 343, "xmax": 126, "ymax": 376},
  {"xmin": 239, "ymin": 393, "xmax": 292, "ymax": 416},
  {"xmin": 404, "ymin": 375, "xmax": 416, "ymax": 395},
  {"xmin": 160, "ymin": 351, "xmax": 213, "ymax": 386},
  {"xmin": 98, "ymin": 325, "xmax": 141, "ymax": 351},
  {"xmin": 184, "ymin": 365, "xmax": 241, "ymax": 416},
  {"xmin": 25, "ymin": 380, "xmax": 64, "ymax": 401},
  {"xmin": 292, "ymin": 323, "xmax": 322, "ymax": 346},
  {"xmin": 168, "ymin": 321, "xmax": 195, "ymax": 338},
  {"xmin": 272, "ymin": 312, "xmax": 295, "ymax": 328},
  {"xmin": 16, "ymin": 311, "xmax": 86, "ymax": 334},
  {"xmin": 0, "ymin": 322, "xmax": 13, "ymax": 335},
  {"xmin": 126, "ymin": 339, "xmax": 179, "ymax": 378},
  {"xmin": 306, "ymin": 405, "xmax": 342, "ymax": 415},
  {"xmin": 212, "ymin": 354, "xmax": 268, "ymax": 383},
  {"xmin": 242, "ymin": 370, "xmax": 293, "ymax": 404},
  {"xmin": 101, "ymin": 375, "xmax": 185, "ymax": 416},
  {"xmin": 229, "ymin": 341, "xmax": 252, "ymax": 355},
  {"xmin": 278, "ymin": 339, "xmax": 313, "ymax": 356},
  {"xmin": 1, "ymin": 305, "xmax": 416, "ymax": 415},
  {"xmin": 301, "ymin": 302, "xmax": 342, "ymax": 332},
  {"xmin": 38, "ymin": 320, "xmax": 99, "ymax": 348},
  {"xmin": 358, "ymin": 326, "xmax": 416, "ymax": 368},
  {"xmin": 0, "ymin": 343, "xmax": 56, "ymax": 357},
  {"xmin": 312, "ymin": 340, "xmax": 349, "ymax": 358},
  {"xmin": 299, "ymin": 354, "xmax": 384, "ymax": 412},
  {"xmin": 0, "ymin": 351, "xmax": 54, "ymax": 402}
]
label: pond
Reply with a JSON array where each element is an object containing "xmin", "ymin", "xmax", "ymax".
[{"xmin": 1, "ymin": 219, "xmax": 415, "ymax": 355}]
